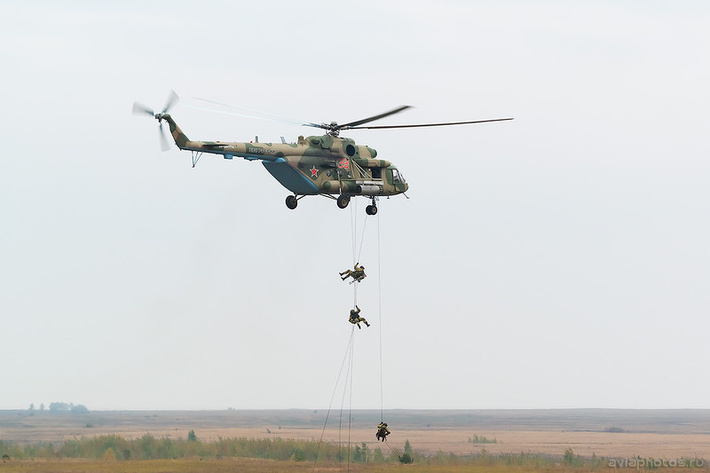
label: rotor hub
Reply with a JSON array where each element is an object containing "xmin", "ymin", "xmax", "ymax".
[{"xmin": 321, "ymin": 122, "xmax": 341, "ymax": 137}]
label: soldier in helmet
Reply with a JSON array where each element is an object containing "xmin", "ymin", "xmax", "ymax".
[
  {"xmin": 376, "ymin": 422, "xmax": 390, "ymax": 441},
  {"xmin": 340, "ymin": 263, "xmax": 366, "ymax": 283},
  {"xmin": 348, "ymin": 305, "xmax": 370, "ymax": 329}
]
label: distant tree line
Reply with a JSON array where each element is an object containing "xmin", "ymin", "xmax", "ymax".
[{"xmin": 27, "ymin": 402, "xmax": 89, "ymax": 413}]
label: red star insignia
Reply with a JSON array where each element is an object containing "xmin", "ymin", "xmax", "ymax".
[{"xmin": 310, "ymin": 166, "xmax": 319, "ymax": 178}]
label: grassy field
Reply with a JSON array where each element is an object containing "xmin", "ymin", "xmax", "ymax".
[
  {"xmin": 0, "ymin": 457, "xmax": 315, "ymax": 473},
  {"xmin": 1, "ymin": 409, "xmax": 709, "ymax": 471},
  {"xmin": 0, "ymin": 458, "xmax": 706, "ymax": 473}
]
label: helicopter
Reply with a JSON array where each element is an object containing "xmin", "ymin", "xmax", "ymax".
[{"xmin": 132, "ymin": 92, "xmax": 513, "ymax": 215}]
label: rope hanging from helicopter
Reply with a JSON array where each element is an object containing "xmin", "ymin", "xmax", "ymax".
[
  {"xmin": 313, "ymin": 326, "xmax": 355, "ymax": 471},
  {"xmin": 348, "ymin": 200, "xmax": 390, "ymax": 447},
  {"xmin": 313, "ymin": 203, "xmax": 389, "ymax": 471},
  {"xmin": 376, "ymin": 214, "xmax": 385, "ymax": 424},
  {"xmin": 350, "ymin": 202, "xmax": 370, "ymax": 308}
]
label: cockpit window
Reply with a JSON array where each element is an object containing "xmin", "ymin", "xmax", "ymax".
[{"xmin": 392, "ymin": 168, "xmax": 406, "ymax": 183}]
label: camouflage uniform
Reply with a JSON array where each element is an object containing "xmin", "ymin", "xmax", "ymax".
[
  {"xmin": 348, "ymin": 305, "xmax": 370, "ymax": 329},
  {"xmin": 376, "ymin": 422, "xmax": 390, "ymax": 441},
  {"xmin": 340, "ymin": 263, "xmax": 366, "ymax": 282}
]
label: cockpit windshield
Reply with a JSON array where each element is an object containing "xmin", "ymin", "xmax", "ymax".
[{"xmin": 392, "ymin": 168, "xmax": 406, "ymax": 183}]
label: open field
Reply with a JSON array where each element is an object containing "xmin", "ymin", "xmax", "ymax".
[
  {"xmin": 0, "ymin": 458, "xmax": 687, "ymax": 473},
  {"xmin": 2, "ymin": 409, "xmax": 710, "ymax": 459}
]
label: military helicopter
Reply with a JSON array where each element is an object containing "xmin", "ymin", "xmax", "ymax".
[{"xmin": 132, "ymin": 92, "xmax": 513, "ymax": 214}]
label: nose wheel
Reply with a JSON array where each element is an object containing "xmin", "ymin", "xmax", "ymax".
[{"xmin": 286, "ymin": 195, "xmax": 299, "ymax": 210}]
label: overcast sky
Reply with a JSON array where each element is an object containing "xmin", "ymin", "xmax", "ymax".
[{"xmin": 1, "ymin": 1, "xmax": 709, "ymax": 411}]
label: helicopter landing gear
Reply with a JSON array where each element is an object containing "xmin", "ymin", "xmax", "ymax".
[
  {"xmin": 365, "ymin": 197, "xmax": 378, "ymax": 215},
  {"xmin": 337, "ymin": 195, "xmax": 350, "ymax": 209},
  {"xmin": 285, "ymin": 195, "xmax": 298, "ymax": 210}
]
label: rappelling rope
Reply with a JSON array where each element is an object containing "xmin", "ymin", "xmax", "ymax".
[
  {"xmin": 350, "ymin": 199, "xmax": 358, "ymax": 267},
  {"xmin": 351, "ymin": 201, "xmax": 388, "ymax": 433},
  {"xmin": 346, "ymin": 330, "xmax": 354, "ymax": 472},
  {"xmin": 377, "ymin": 211, "xmax": 385, "ymax": 423},
  {"xmin": 350, "ymin": 198, "xmax": 372, "ymax": 309},
  {"xmin": 314, "ymin": 201, "xmax": 385, "ymax": 472},
  {"xmin": 356, "ymin": 215, "xmax": 369, "ymax": 264},
  {"xmin": 353, "ymin": 214, "xmax": 370, "ymax": 308},
  {"xmin": 327, "ymin": 199, "xmax": 386, "ymax": 470},
  {"xmin": 313, "ymin": 327, "xmax": 354, "ymax": 471},
  {"xmin": 382, "ymin": 437, "xmax": 401, "ymax": 458},
  {"xmin": 350, "ymin": 202, "xmax": 359, "ymax": 308},
  {"xmin": 342, "ymin": 328, "xmax": 355, "ymax": 471}
]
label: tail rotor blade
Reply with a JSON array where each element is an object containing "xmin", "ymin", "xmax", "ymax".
[
  {"xmin": 159, "ymin": 122, "xmax": 170, "ymax": 151},
  {"xmin": 132, "ymin": 102, "xmax": 155, "ymax": 116},
  {"xmin": 162, "ymin": 90, "xmax": 179, "ymax": 114}
]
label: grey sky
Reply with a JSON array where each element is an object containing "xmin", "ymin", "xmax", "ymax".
[{"xmin": 1, "ymin": 1, "xmax": 709, "ymax": 410}]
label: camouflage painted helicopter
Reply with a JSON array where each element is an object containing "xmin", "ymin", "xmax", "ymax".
[{"xmin": 132, "ymin": 92, "xmax": 512, "ymax": 214}]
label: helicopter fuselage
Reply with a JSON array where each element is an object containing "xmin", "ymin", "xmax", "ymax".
[
  {"xmin": 164, "ymin": 114, "xmax": 409, "ymax": 199},
  {"xmin": 136, "ymin": 94, "xmax": 510, "ymax": 213}
]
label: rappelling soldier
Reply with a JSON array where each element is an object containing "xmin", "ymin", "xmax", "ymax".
[
  {"xmin": 348, "ymin": 305, "xmax": 370, "ymax": 329},
  {"xmin": 340, "ymin": 263, "xmax": 366, "ymax": 283},
  {"xmin": 376, "ymin": 422, "xmax": 390, "ymax": 441}
]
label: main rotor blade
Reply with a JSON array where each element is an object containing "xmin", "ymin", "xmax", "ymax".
[
  {"xmin": 192, "ymin": 97, "xmax": 306, "ymax": 126},
  {"xmin": 162, "ymin": 90, "xmax": 179, "ymax": 114},
  {"xmin": 185, "ymin": 105, "xmax": 306, "ymax": 126},
  {"xmin": 132, "ymin": 102, "xmax": 155, "ymax": 116},
  {"xmin": 302, "ymin": 122, "xmax": 327, "ymax": 129},
  {"xmin": 340, "ymin": 105, "xmax": 412, "ymax": 128},
  {"xmin": 347, "ymin": 117, "xmax": 514, "ymax": 130}
]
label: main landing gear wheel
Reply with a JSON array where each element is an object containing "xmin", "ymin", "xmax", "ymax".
[
  {"xmin": 285, "ymin": 195, "xmax": 298, "ymax": 210},
  {"xmin": 337, "ymin": 195, "xmax": 350, "ymax": 209},
  {"xmin": 366, "ymin": 205, "xmax": 378, "ymax": 215}
]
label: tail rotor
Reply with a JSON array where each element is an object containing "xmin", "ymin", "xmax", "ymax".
[{"xmin": 132, "ymin": 90, "xmax": 180, "ymax": 151}]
